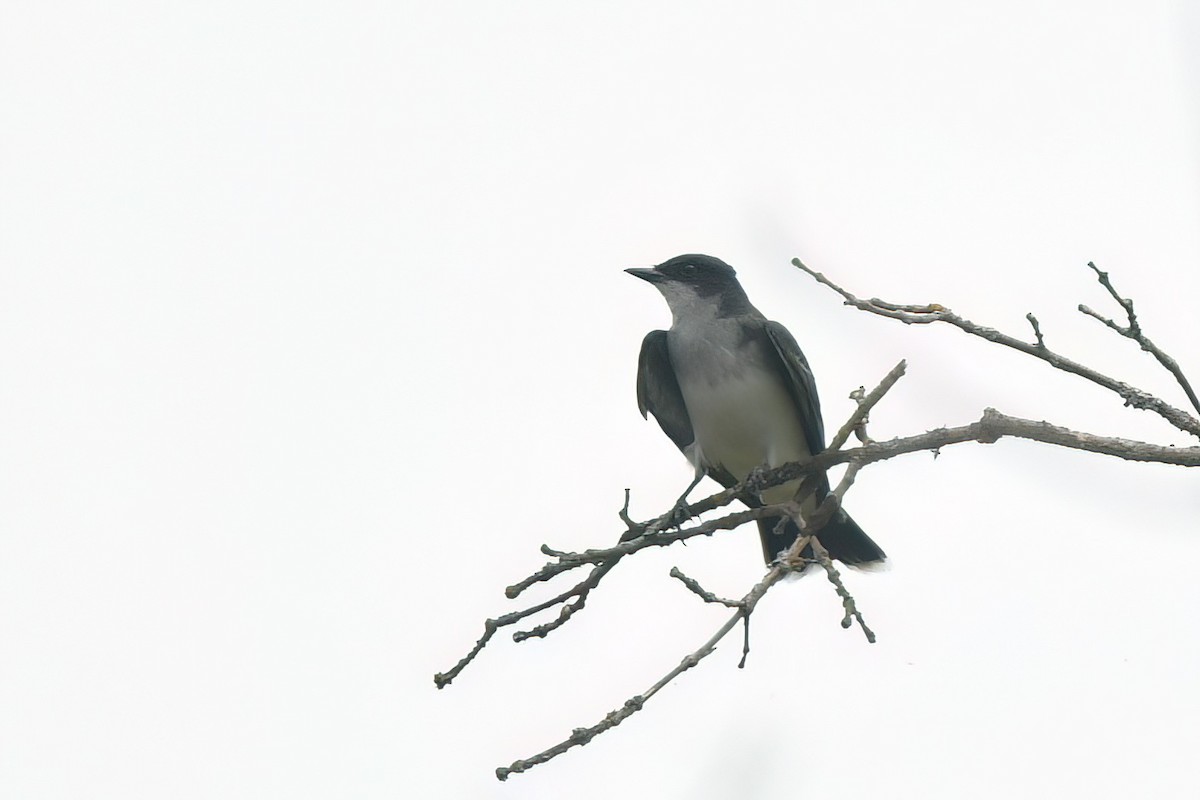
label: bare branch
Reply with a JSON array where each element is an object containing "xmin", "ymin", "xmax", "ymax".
[
  {"xmin": 617, "ymin": 488, "xmax": 636, "ymax": 531},
  {"xmin": 669, "ymin": 567, "xmax": 742, "ymax": 608},
  {"xmin": 496, "ymin": 563, "xmax": 790, "ymax": 781},
  {"xmin": 847, "ymin": 387, "xmax": 872, "ymax": 443},
  {"xmin": 498, "ymin": 454, "xmax": 888, "ymax": 780},
  {"xmin": 732, "ymin": 410, "xmax": 1200, "ymax": 501},
  {"xmin": 791, "ymin": 258, "xmax": 1200, "ymax": 438},
  {"xmin": 438, "ymin": 406, "xmax": 1200, "ymax": 687},
  {"xmin": 826, "ymin": 408, "xmax": 1200, "ymax": 469},
  {"xmin": 495, "ymin": 489, "xmax": 884, "ymax": 780},
  {"xmin": 787, "ymin": 461, "xmax": 876, "ymax": 642},
  {"xmin": 829, "ymin": 456, "xmax": 864, "ymax": 500},
  {"xmin": 433, "ymin": 559, "xmax": 619, "ymax": 689},
  {"xmin": 1078, "ymin": 261, "xmax": 1200, "ymax": 417},
  {"xmin": 808, "ymin": 533, "xmax": 875, "ymax": 643}
]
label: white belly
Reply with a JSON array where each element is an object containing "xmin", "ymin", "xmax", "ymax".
[{"xmin": 670, "ymin": 325, "xmax": 811, "ymax": 504}]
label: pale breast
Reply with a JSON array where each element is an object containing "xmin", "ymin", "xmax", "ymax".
[{"xmin": 668, "ymin": 320, "xmax": 810, "ymax": 503}]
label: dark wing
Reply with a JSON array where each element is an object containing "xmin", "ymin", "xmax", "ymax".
[
  {"xmin": 762, "ymin": 322, "xmax": 886, "ymax": 566},
  {"xmin": 763, "ymin": 321, "xmax": 826, "ymax": 455},
  {"xmin": 636, "ymin": 331, "xmax": 742, "ymax": 490},
  {"xmin": 635, "ymin": 330, "xmax": 694, "ymax": 453}
]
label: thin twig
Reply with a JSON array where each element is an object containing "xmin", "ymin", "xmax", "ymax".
[
  {"xmin": 779, "ymin": 463, "xmax": 876, "ymax": 642},
  {"xmin": 1026, "ymin": 313, "xmax": 1046, "ymax": 349},
  {"xmin": 808, "ymin": 530, "xmax": 875, "ymax": 643},
  {"xmin": 434, "ymin": 559, "xmax": 619, "ymax": 688},
  {"xmin": 617, "ymin": 488, "xmax": 636, "ymax": 532}
]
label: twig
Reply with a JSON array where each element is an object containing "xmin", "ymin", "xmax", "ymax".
[
  {"xmin": 780, "ymin": 463, "xmax": 876, "ymax": 642},
  {"xmin": 847, "ymin": 387, "xmax": 872, "ymax": 443},
  {"xmin": 617, "ymin": 488, "xmax": 636, "ymax": 531},
  {"xmin": 829, "ymin": 456, "xmax": 863, "ymax": 501},
  {"xmin": 512, "ymin": 561, "xmax": 615, "ymax": 642},
  {"xmin": 434, "ymin": 558, "xmax": 619, "ymax": 688},
  {"xmin": 792, "ymin": 258, "xmax": 1200, "ymax": 438},
  {"xmin": 826, "ymin": 360, "xmax": 906, "ymax": 452},
  {"xmin": 737, "ymin": 607, "xmax": 753, "ymax": 669},
  {"xmin": 1026, "ymin": 313, "xmax": 1046, "ymax": 349},
  {"xmin": 1078, "ymin": 261, "xmax": 1200, "ymax": 416},
  {"xmin": 808, "ymin": 531, "xmax": 875, "ymax": 643},
  {"xmin": 669, "ymin": 567, "xmax": 742, "ymax": 608}
]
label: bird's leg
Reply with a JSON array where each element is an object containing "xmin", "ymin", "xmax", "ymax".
[{"xmin": 667, "ymin": 472, "xmax": 705, "ymax": 528}]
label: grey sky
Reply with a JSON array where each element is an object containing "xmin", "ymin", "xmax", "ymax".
[{"xmin": 2, "ymin": 2, "xmax": 1198, "ymax": 798}]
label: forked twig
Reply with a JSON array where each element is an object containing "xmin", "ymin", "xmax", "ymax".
[
  {"xmin": 792, "ymin": 258, "xmax": 1200, "ymax": 438},
  {"xmin": 1077, "ymin": 261, "xmax": 1200, "ymax": 417}
]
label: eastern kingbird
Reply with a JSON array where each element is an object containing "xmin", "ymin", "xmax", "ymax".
[{"xmin": 627, "ymin": 254, "xmax": 886, "ymax": 567}]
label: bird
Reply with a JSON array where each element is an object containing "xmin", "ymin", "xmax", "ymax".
[{"xmin": 626, "ymin": 254, "xmax": 886, "ymax": 567}]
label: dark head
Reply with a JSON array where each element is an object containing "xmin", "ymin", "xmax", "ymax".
[{"xmin": 625, "ymin": 254, "xmax": 750, "ymax": 320}]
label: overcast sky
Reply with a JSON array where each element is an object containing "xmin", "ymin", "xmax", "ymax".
[{"xmin": 3, "ymin": 2, "xmax": 1200, "ymax": 798}]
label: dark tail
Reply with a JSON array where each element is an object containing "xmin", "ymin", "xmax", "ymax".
[{"xmin": 757, "ymin": 511, "xmax": 886, "ymax": 568}]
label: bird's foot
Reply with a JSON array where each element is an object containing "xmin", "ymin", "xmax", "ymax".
[
  {"xmin": 744, "ymin": 463, "xmax": 771, "ymax": 493},
  {"xmin": 666, "ymin": 497, "xmax": 693, "ymax": 530},
  {"xmin": 659, "ymin": 474, "xmax": 705, "ymax": 531}
]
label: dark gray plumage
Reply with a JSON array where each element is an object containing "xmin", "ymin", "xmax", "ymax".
[{"xmin": 628, "ymin": 254, "xmax": 885, "ymax": 566}]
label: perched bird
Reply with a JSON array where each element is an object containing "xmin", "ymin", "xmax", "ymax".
[{"xmin": 627, "ymin": 254, "xmax": 886, "ymax": 567}]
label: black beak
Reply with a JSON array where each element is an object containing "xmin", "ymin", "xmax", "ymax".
[{"xmin": 624, "ymin": 267, "xmax": 664, "ymax": 283}]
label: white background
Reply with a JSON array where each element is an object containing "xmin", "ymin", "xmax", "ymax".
[{"xmin": 3, "ymin": 2, "xmax": 1199, "ymax": 798}]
